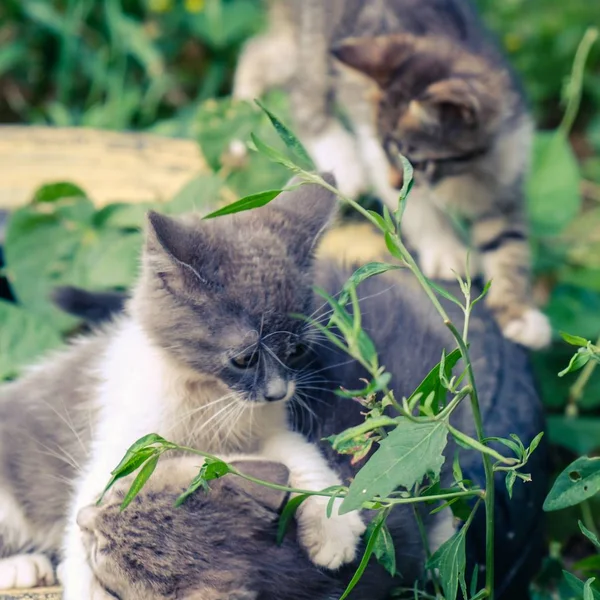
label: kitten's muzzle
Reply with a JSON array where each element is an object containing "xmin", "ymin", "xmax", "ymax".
[{"xmin": 264, "ymin": 379, "xmax": 295, "ymax": 403}]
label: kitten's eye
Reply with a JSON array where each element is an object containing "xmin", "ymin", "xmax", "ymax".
[
  {"xmin": 231, "ymin": 351, "xmax": 259, "ymax": 369},
  {"xmin": 289, "ymin": 344, "xmax": 309, "ymax": 363}
]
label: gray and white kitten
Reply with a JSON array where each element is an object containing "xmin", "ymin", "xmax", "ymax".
[
  {"xmin": 234, "ymin": 0, "xmax": 551, "ymax": 349},
  {"xmin": 0, "ymin": 178, "xmax": 365, "ymax": 598}
]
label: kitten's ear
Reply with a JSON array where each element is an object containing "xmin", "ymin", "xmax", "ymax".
[
  {"xmin": 144, "ymin": 211, "xmax": 210, "ymax": 289},
  {"xmin": 146, "ymin": 210, "xmax": 192, "ymax": 263},
  {"xmin": 412, "ymin": 78, "xmax": 483, "ymax": 129},
  {"xmin": 331, "ymin": 35, "xmax": 416, "ymax": 87},
  {"xmin": 228, "ymin": 460, "xmax": 290, "ymax": 512},
  {"xmin": 270, "ymin": 174, "xmax": 337, "ymax": 258}
]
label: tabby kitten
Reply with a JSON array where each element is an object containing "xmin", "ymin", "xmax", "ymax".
[
  {"xmin": 0, "ymin": 179, "xmax": 365, "ymax": 597},
  {"xmin": 234, "ymin": 0, "xmax": 551, "ymax": 349}
]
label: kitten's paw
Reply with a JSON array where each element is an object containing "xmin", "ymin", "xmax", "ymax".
[
  {"xmin": 306, "ymin": 123, "xmax": 367, "ymax": 198},
  {"xmin": 298, "ymin": 498, "xmax": 365, "ymax": 570},
  {"xmin": 502, "ymin": 308, "xmax": 552, "ymax": 350},
  {"xmin": 419, "ymin": 241, "xmax": 476, "ymax": 281},
  {"xmin": 0, "ymin": 554, "xmax": 55, "ymax": 589}
]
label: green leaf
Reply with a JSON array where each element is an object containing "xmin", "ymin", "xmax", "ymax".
[
  {"xmin": 174, "ymin": 459, "xmax": 230, "ymax": 507},
  {"xmin": 255, "ymin": 100, "xmax": 315, "ymax": 169},
  {"xmin": 526, "ymin": 131, "xmax": 581, "ymax": 237},
  {"xmin": 340, "ymin": 511, "xmax": 387, "ymax": 600},
  {"xmin": 406, "ymin": 349, "xmax": 462, "ymax": 415},
  {"xmin": 426, "ymin": 279, "xmax": 463, "ymax": 307},
  {"xmin": 204, "ymin": 190, "xmax": 282, "ymax": 219},
  {"xmin": 544, "ymin": 456, "xmax": 600, "ymax": 511},
  {"xmin": 564, "ymin": 572, "xmax": 600, "ymax": 600},
  {"xmin": 366, "ymin": 210, "xmax": 390, "ymax": 233},
  {"xmin": 175, "ymin": 469, "xmax": 210, "ymax": 507},
  {"xmin": 384, "ymin": 232, "xmax": 403, "ymax": 259},
  {"xmin": 120, "ymin": 455, "xmax": 160, "ymax": 510},
  {"xmin": 32, "ymin": 182, "xmax": 87, "ymax": 203},
  {"xmin": 365, "ymin": 518, "xmax": 396, "ymax": 576},
  {"xmin": 341, "ymin": 419, "xmax": 448, "ymax": 513},
  {"xmin": 426, "ymin": 526, "xmax": 468, "ymax": 600},
  {"xmin": 574, "ymin": 555, "xmax": 600, "ymax": 575},
  {"xmin": 277, "ymin": 495, "xmax": 310, "ymax": 544},
  {"xmin": 559, "ymin": 349, "xmax": 592, "ymax": 377},
  {"xmin": 0, "ymin": 300, "xmax": 63, "ymax": 380},
  {"xmin": 561, "ymin": 332, "xmax": 591, "ymax": 347},
  {"xmin": 250, "ymin": 133, "xmax": 300, "ymax": 171},
  {"xmin": 505, "ymin": 470, "xmax": 517, "ymax": 499},
  {"xmin": 579, "ymin": 520, "xmax": 600, "ymax": 550},
  {"xmin": 337, "ymin": 262, "xmax": 402, "ymax": 307}
]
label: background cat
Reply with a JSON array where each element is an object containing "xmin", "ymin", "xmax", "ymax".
[{"xmin": 233, "ymin": 0, "xmax": 551, "ymax": 350}]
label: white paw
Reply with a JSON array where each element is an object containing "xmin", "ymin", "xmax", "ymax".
[
  {"xmin": 502, "ymin": 308, "xmax": 552, "ymax": 350},
  {"xmin": 0, "ymin": 554, "xmax": 55, "ymax": 589},
  {"xmin": 305, "ymin": 123, "xmax": 367, "ymax": 198},
  {"xmin": 298, "ymin": 497, "xmax": 366, "ymax": 570},
  {"xmin": 419, "ymin": 241, "xmax": 476, "ymax": 281}
]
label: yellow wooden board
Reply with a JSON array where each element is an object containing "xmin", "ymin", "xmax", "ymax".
[
  {"xmin": 0, "ymin": 126, "xmax": 207, "ymax": 209},
  {"xmin": 0, "ymin": 587, "xmax": 61, "ymax": 600}
]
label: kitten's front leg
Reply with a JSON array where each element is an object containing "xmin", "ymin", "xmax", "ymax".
[
  {"xmin": 399, "ymin": 187, "xmax": 475, "ymax": 280},
  {"xmin": 260, "ymin": 431, "xmax": 365, "ymax": 570},
  {"xmin": 472, "ymin": 211, "xmax": 551, "ymax": 349}
]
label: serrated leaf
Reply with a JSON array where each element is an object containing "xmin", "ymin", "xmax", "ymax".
[
  {"xmin": 341, "ymin": 420, "xmax": 448, "ymax": 513},
  {"xmin": 255, "ymin": 100, "xmax": 314, "ymax": 169},
  {"xmin": 544, "ymin": 456, "xmax": 600, "ymax": 511},
  {"xmin": 204, "ymin": 190, "xmax": 282, "ymax": 219},
  {"xmin": 579, "ymin": 520, "xmax": 600, "ymax": 550},
  {"xmin": 426, "ymin": 526, "xmax": 468, "ymax": 600},
  {"xmin": 365, "ymin": 518, "xmax": 396, "ymax": 576},
  {"xmin": 120, "ymin": 455, "xmax": 160, "ymax": 510},
  {"xmin": 561, "ymin": 332, "xmax": 591, "ymax": 347}
]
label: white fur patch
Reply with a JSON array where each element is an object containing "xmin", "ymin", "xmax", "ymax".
[
  {"xmin": 427, "ymin": 509, "xmax": 456, "ymax": 554},
  {"xmin": 0, "ymin": 554, "xmax": 55, "ymax": 589},
  {"xmin": 305, "ymin": 123, "xmax": 367, "ymax": 198},
  {"xmin": 503, "ymin": 308, "xmax": 552, "ymax": 350},
  {"xmin": 260, "ymin": 430, "xmax": 365, "ymax": 569}
]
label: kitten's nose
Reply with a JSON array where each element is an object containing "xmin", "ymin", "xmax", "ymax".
[{"xmin": 265, "ymin": 378, "xmax": 293, "ymax": 402}]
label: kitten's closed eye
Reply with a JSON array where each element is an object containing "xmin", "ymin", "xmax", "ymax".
[{"xmin": 230, "ymin": 351, "xmax": 259, "ymax": 370}]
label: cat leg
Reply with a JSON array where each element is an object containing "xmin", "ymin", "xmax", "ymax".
[
  {"xmin": 0, "ymin": 554, "xmax": 55, "ymax": 589},
  {"xmin": 472, "ymin": 212, "xmax": 551, "ymax": 349},
  {"xmin": 400, "ymin": 187, "xmax": 473, "ymax": 280},
  {"xmin": 260, "ymin": 431, "xmax": 365, "ymax": 570}
]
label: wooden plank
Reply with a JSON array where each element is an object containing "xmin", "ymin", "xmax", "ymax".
[
  {"xmin": 0, "ymin": 587, "xmax": 61, "ymax": 600},
  {"xmin": 0, "ymin": 126, "xmax": 207, "ymax": 209}
]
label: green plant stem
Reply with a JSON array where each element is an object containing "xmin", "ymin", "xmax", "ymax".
[
  {"xmin": 445, "ymin": 321, "xmax": 495, "ymax": 599},
  {"xmin": 317, "ymin": 172, "xmax": 497, "ymax": 598},
  {"xmin": 559, "ymin": 27, "xmax": 599, "ymax": 137}
]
